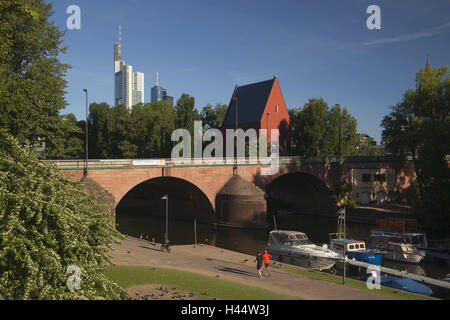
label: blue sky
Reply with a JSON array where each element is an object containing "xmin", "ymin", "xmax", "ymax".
[{"xmin": 48, "ymin": 0, "xmax": 450, "ymax": 143}]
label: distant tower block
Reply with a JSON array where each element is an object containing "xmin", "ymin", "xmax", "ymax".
[
  {"xmin": 151, "ymin": 70, "xmax": 173, "ymax": 105},
  {"xmin": 114, "ymin": 24, "xmax": 144, "ymax": 108}
]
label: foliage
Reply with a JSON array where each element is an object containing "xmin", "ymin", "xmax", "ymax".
[
  {"xmin": 396, "ymin": 181, "xmax": 422, "ymax": 207},
  {"xmin": 175, "ymin": 93, "xmax": 200, "ymax": 136},
  {"xmin": 0, "ymin": 132, "xmax": 127, "ymax": 300},
  {"xmin": 61, "ymin": 99, "xmax": 229, "ymax": 160},
  {"xmin": 381, "ymin": 64, "xmax": 450, "ymax": 236},
  {"xmin": 200, "ymin": 103, "xmax": 228, "ymax": 129},
  {"xmin": 45, "ymin": 114, "xmax": 85, "ymax": 159},
  {"xmin": 354, "ymin": 134, "xmax": 379, "ymax": 156},
  {"xmin": 289, "ymin": 99, "xmax": 358, "ymax": 156},
  {"xmin": 80, "ymin": 101, "xmax": 176, "ymax": 159},
  {"xmin": 329, "ymin": 182, "xmax": 352, "ymax": 205},
  {"xmin": 344, "ymin": 199, "xmax": 356, "ymax": 211},
  {"xmin": 0, "ymin": 0, "xmax": 71, "ymax": 148}
]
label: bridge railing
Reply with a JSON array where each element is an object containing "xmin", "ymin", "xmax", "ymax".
[
  {"xmin": 43, "ymin": 159, "xmax": 133, "ymax": 169},
  {"xmin": 45, "ymin": 157, "xmax": 303, "ymax": 169},
  {"xmin": 45, "ymin": 155, "xmax": 414, "ymax": 170}
]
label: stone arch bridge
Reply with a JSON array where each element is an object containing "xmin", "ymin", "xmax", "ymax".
[{"xmin": 54, "ymin": 156, "xmax": 416, "ymax": 212}]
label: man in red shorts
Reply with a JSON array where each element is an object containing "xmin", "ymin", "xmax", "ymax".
[{"xmin": 262, "ymin": 250, "xmax": 272, "ymax": 277}]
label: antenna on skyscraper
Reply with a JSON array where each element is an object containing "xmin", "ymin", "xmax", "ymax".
[
  {"xmin": 119, "ymin": 24, "xmax": 122, "ymax": 46},
  {"xmin": 156, "ymin": 69, "xmax": 159, "ymax": 86}
]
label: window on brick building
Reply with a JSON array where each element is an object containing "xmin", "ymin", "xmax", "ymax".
[
  {"xmin": 362, "ymin": 174, "xmax": 371, "ymax": 183},
  {"xmin": 375, "ymin": 174, "xmax": 386, "ymax": 182}
]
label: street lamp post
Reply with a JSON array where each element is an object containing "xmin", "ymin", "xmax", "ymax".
[
  {"xmin": 83, "ymin": 89, "xmax": 88, "ymax": 177},
  {"xmin": 338, "ymin": 206, "xmax": 347, "ymax": 284},
  {"xmin": 161, "ymin": 194, "xmax": 169, "ymax": 237}
]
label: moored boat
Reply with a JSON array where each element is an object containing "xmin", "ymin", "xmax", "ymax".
[
  {"xmin": 371, "ymin": 229, "xmax": 429, "ymax": 251},
  {"xmin": 266, "ymin": 230, "xmax": 342, "ymax": 271},
  {"xmin": 368, "ymin": 234, "xmax": 424, "ymax": 264},
  {"xmin": 329, "ymin": 233, "xmax": 383, "ymax": 266}
]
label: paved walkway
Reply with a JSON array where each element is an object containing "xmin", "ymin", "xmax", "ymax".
[{"xmin": 110, "ymin": 236, "xmax": 397, "ymax": 300}]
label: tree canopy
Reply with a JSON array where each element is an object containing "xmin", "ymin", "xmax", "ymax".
[
  {"xmin": 0, "ymin": 131, "xmax": 127, "ymax": 299},
  {"xmin": 54, "ymin": 99, "xmax": 228, "ymax": 160},
  {"xmin": 200, "ymin": 103, "xmax": 228, "ymax": 129},
  {"xmin": 381, "ymin": 63, "xmax": 450, "ymax": 237},
  {"xmin": 289, "ymin": 98, "xmax": 359, "ymax": 156},
  {"xmin": 0, "ymin": 0, "xmax": 71, "ymax": 146}
]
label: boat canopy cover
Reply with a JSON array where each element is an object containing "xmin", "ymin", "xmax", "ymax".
[{"xmin": 270, "ymin": 231, "xmax": 311, "ymax": 245}]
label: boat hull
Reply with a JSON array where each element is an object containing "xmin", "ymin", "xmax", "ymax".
[
  {"xmin": 347, "ymin": 251, "xmax": 383, "ymax": 266},
  {"xmin": 382, "ymin": 251, "xmax": 423, "ymax": 264},
  {"xmin": 268, "ymin": 250, "xmax": 339, "ymax": 271}
]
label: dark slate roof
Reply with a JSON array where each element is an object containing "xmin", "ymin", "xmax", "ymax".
[{"xmin": 222, "ymin": 78, "xmax": 275, "ymax": 127}]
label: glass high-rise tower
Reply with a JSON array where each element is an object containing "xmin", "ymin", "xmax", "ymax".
[
  {"xmin": 114, "ymin": 25, "xmax": 144, "ymax": 109},
  {"xmin": 151, "ymin": 70, "xmax": 173, "ymax": 106}
]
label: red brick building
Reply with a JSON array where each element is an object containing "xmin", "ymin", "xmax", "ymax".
[{"xmin": 221, "ymin": 76, "xmax": 290, "ymax": 155}]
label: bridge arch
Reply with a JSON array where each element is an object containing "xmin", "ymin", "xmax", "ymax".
[
  {"xmin": 264, "ymin": 172, "xmax": 336, "ymax": 216},
  {"xmin": 116, "ymin": 176, "xmax": 216, "ymax": 226}
]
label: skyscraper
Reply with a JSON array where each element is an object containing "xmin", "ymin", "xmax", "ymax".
[
  {"xmin": 114, "ymin": 25, "xmax": 144, "ymax": 109},
  {"xmin": 115, "ymin": 65, "xmax": 132, "ymax": 107},
  {"xmin": 132, "ymin": 72, "xmax": 145, "ymax": 106},
  {"xmin": 151, "ymin": 70, "xmax": 173, "ymax": 106}
]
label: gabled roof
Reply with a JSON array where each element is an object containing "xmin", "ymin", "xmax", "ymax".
[{"xmin": 222, "ymin": 78, "xmax": 275, "ymax": 127}]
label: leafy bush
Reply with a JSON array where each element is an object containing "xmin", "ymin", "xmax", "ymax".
[
  {"xmin": 344, "ymin": 199, "xmax": 356, "ymax": 211},
  {"xmin": 0, "ymin": 132, "xmax": 127, "ymax": 300},
  {"xmin": 329, "ymin": 182, "xmax": 352, "ymax": 205}
]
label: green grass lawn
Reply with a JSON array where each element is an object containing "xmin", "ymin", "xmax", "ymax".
[
  {"xmin": 278, "ymin": 264, "xmax": 436, "ymax": 300},
  {"xmin": 104, "ymin": 265, "xmax": 298, "ymax": 300}
]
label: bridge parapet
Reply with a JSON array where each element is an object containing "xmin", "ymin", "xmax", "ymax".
[{"xmin": 45, "ymin": 155, "xmax": 414, "ymax": 170}]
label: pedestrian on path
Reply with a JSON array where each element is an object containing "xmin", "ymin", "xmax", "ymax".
[
  {"xmin": 256, "ymin": 252, "xmax": 263, "ymax": 278},
  {"xmin": 263, "ymin": 250, "xmax": 272, "ymax": 277}
]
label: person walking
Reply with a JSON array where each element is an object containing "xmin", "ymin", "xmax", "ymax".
[
  {"xmin": 262, "ymin": 250, "xmax": 272, "ymax": 277},
  {"xmin": 161, "ymin": 232, "xmax": 171, "ymax": 252},
  {"xmin": 256, "ymin": 252, "xmax": 263, "ymax": 279}
]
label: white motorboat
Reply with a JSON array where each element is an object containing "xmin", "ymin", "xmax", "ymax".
[
  {"xmin": 368, "ymin": 234, "xmax": 424, "ymax": 264},
  {"xmin": 266, "ymin": 230, "xmax": 342, "ymax": 271},
  {"xmin": 371, "ymin": 229, "xmax": 429, "ymax": 251}
]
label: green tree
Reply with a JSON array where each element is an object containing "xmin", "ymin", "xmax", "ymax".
[
  {"xmin": 130, "ymin": 101, "xmax": 176, "ymax": 158},
  {"xmin": 290, "ymin": 99, "xmax": 358, "ymax": 156},
  {"xmin": 354, "ymin": 134, "xmax": 379, "ymax": 156},
  {"xmin": 381, "ymin": 64, "xmax": 450, "ymax": 237},
  {"xmin": 175, "ymin": 93, "xmax": 200, "ymax": 134},
  {"xmin": 290, "ymin": 98, "xmax": 328, "ymax": 156},
  {"xmin": 88, "ymin": 102, "xmax": 114, "ymax": 159},
  {"xmin": 0, "ymin": 0, "xmax": 70, "ymax": 151},
  {"xmin": 45, "ymin": 113, "xmax": 84, "ymax": 159},
  {"xmin": 0, "ymin": 131, "xmax": 127, "ymax": 299},
  {"xmin": 200, "ymin": 103, "xmax": 228, "ymax": 129},
  {"xmin": 323, "ymin": 105, "xmax": 358, "ymax": 156}
]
